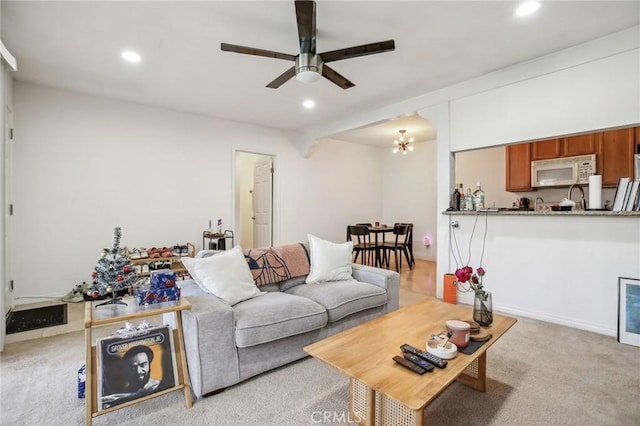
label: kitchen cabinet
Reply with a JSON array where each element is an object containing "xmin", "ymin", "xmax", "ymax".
[
  {"xmin": 505, "ymin": 126, "xmax": 636, "ymax": 191},
  {"xmin": 506, "ymin": 143, "xmax": 532, "ymax": 191},
  {"xmin": 599, "ymin": 128, "xmax": 635, "ymax": 186},
  {"xmin": 531, "ymin": 139, "xmax": 561, "ymax": 160},
  {"xmin": 531, "ymin": 134, "xmax": 597, "ymax": 160},
  {"xmin": 562, "ymin": 133, "xmax": 598, "ymax": 157}
]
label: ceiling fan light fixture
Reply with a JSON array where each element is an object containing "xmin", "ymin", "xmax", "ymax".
[
  {"xmin": 296, "ymin": 70, "xmax": 321, "ymax": 83},
  {"xmin": 296, "ymin": 53, "xmax": 323, "ymax": 83}
]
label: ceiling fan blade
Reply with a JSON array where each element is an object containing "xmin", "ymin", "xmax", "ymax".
[
  {"xmin": 266, "ymin": 66, "xmax": 297, "ymax": 89},
  {"xmin": 320, "ymin": 40, "xmax": 395, "ymax": 63},
  {"xmin": 221, "ymin": 43, "xmax": 296, "ymax": 61},
  {"xmin": 295, "ymin": 0, "xmax": 316, "ymax": 55},
  {"xmin": 322, "ymin": 65, "xmax": 355, "ymax": 90}
]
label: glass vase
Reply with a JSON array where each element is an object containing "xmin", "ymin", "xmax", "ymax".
[{"xmin": 473, "ymin": 291, "xmax": 493, "ymax": 326}]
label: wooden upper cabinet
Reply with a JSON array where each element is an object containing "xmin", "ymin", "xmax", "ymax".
[
  {"xmin": 599, "ymin": 128, "xmax": 635, "ymax": 186},
  {"xmin": 506, "ymin": 143, "xmax": 532, "ymax": 192},
  {"xmin": 531, "ymin": 139, "xmax": 561, "ymax": 160},
  {"xmin": 531, "ymin": 134, "xmax": 598, "ymax": 160},
  {"xmin": 562, "ymin": 133, "xmax": 598, "ymax": 157}
]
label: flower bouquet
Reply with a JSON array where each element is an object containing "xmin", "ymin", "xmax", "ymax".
[{"xmin": 454, "ymin": 265, "xmax": 493, "ymax": 326}]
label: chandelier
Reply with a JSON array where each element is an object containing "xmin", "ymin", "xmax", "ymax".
[{"xmin": 393, "ymin": 129, "xmax": 414, "ymax": 155}]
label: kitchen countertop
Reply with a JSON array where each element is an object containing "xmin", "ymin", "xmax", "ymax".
[{"xmin": 443, "ymin": 209, "xmax": 640, "ymax": 217}]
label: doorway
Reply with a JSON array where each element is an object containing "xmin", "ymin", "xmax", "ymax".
[{"xmin": 234, "ymin": 152, "xmax": 274, "ymax": 249}]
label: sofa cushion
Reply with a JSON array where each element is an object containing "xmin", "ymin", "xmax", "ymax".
[
  {"xmin": 181, "ymin": 246, "xmax": 263, "ymax": 306},
  {"xmin": 285, "ymin": 280, "xmax": 387, "ymax": 323},
  {"xmin": 233, "ymin": 292, "xmax": 328, "ymax": 348},
  {"xmin": 305, "ymin": 234, "xmax": 353, "ymax": 284}
]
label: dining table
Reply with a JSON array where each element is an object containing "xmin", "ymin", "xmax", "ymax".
[{"xmin": 367, "ymin": 225, "xmax": 394, "ymax": 268}]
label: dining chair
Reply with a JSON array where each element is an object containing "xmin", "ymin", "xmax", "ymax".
[
  {"xmin": 381, "ymin": 224, "xmax": 413, "ymax": 272},
  {"xmin": 347, "ymin": 225, "xmax": 376, "ymax": 265},
  {"xmin": 394, "ymin": 222, "xmax": 415, "ymax": 268}
]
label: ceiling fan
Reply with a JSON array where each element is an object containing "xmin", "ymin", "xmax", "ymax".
[{"xmin": 220, "ymin": 0, "xmax": 395, "ymax": 89}]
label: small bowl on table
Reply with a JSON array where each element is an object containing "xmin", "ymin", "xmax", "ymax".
[{"xmin": 426, "ymin": 339, "xmax": 458, "ymax": 359}]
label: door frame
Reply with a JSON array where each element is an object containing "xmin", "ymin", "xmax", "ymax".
[{"xmin": 233, "ymin": 150, "xmax": 277, "ymax": 249}]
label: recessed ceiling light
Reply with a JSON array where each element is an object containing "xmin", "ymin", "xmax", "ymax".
[
  {"xmin": 303, "ymin": 99, "xmax": 315, "ymax": 109},
  {"xmin": 515, "ymin": 1, "xmax": 541, "ymax": 17},
  {"xmin": 121, "ymin": 50, "xmax": 142, "ymax": 63}
]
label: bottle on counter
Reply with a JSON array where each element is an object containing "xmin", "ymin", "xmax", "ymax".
[
  {"xmin": 459, "ymin": 184, "xmax": 465, "ymax": 211},
  {"xmin": 473, "ymin": 182, "xmax": 485, "ymax": 210},
  {"xmin": 451, "ymin": 184, "xmax": 461, "ymax": 210},
  {"xmin": 465, "ymin": 188, "xmax": 473, "ymax": 211}
]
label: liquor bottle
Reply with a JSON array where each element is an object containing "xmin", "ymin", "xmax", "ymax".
[
  {"xmin": 451, "ymin": 184, "xmax": 460, "ymax": 210},
  {"xmin": 459, "ymin": 184, "xmax": 465, "ymax": 211},
  {"xmin": 465, "ymin": 188, "xmax": 473, "ymax": 211},
  {"xmin": 473, "ymin": 182, "xmax": 485, "ymax": 210}
]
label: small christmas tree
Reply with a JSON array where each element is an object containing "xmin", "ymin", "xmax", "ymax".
[{"xmin": 88, "ymin": 227, "xmax": 139, "ymax": 307}]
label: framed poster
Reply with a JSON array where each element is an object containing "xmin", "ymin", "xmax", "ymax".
[
  {"xmin": 96, "ymin": 325, "xmax": 178, "ymax": 410},
  {"xmin": 618, "ymin": 277, "xmax": 640, "ymax": 347}
]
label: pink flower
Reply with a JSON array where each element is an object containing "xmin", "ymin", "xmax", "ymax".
[
  {"xmin": 454, "ymin": 265, "xmax": 487, "ymax": 294},
  {"xmin": 455, "ymin": 268, "xmax": 470, "ymax": 283}
]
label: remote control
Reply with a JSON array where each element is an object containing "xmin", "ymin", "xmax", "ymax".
[
  {"xmin": 400, "ymin": 343, "xmax": 448, "ymax": 368},
  {"xmin": 403, "ymin": 352, "xmax": 435, "ymax": 372},
  {"xmin": 392, "ymin": 355, "xmax": 427, "ymax": 374}
]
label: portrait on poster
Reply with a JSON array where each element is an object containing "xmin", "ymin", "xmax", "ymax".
[{"xmin": 97, "ymin": 325, "xmax": 178, "ymax": 409}]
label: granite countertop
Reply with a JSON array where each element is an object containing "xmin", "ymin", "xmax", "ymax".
[{"xmin": 443, "ymin": 209, "xmax": 640, "ymax": 217}]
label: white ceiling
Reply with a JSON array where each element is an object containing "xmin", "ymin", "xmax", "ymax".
[{"xmin": 2, "ymin": 1, "xmax": 639, "ymax": 148}]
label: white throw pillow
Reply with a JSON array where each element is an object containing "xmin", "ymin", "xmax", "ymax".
[
  {"xmin": 305, "ymin": 234, "xmax": 354, "ymax": 284},
  {"xmin": 181, "ymin": 246, "xmax": 262, "ymax": 306}
]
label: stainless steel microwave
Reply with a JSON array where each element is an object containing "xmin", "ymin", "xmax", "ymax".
[{"xmin": 531, "ymin": 154, "xmax": 596, "ymax": 187}]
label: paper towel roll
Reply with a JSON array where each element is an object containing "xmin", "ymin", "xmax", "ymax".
[{"xmin": 589, "ymin": 175, "xmax": 602, "ymax": 209}]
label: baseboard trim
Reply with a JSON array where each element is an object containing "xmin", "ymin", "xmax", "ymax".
[{"xmin": 455, "ymin": 293, "xmax": 616, "ymax": 337}]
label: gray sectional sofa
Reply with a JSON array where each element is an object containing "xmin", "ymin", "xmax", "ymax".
[{"xmin": 179, "ymin": 262, "xmax": 400, "ymax": 398}]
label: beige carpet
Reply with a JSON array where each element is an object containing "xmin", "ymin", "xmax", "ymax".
[{"xmin": 1, "ymin": 313, "xmax": 639, "ymax": 425}]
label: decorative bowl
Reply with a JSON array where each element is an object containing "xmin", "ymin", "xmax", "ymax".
[{"xmin": 426, "ymin": 339, "xmax": 458, "ymax": 359}]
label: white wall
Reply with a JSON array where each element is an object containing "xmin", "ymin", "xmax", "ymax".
[
  {"xmin": 438, "ymin": 30, "xmax": 640, "ymax": 335},
  {"xmin": 450, "ymin": 35, "xmax": 640, "ymax": 151},
  {"xmin": 382, "ymin": 139, "xmax": 438, "ymax": 261},
  {"xmin": 10, "ymin": 83, "xmax": 384, "ymax": 303},
  {"xmin": 449, "ymin": 214, "xmax": 639, "ymax": 336}
]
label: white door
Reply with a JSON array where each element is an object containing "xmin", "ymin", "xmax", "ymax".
[{"xmin": 253, "ymin": 157, "xmax": 273, "ymax": 248}]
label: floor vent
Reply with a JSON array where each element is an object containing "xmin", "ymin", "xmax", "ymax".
[{"xmin": 6, "ymin": 304, "xmax": 68, "ymax": 334}]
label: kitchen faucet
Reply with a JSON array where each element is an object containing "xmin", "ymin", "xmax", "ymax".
[{"xmin": 567, "ymin": 184, "xmax": 587, "ymax": 210}]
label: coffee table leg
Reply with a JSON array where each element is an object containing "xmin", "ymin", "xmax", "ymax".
[{"xmin": 456, "ymin": 352, "xmax": 487, "ymax": 392}]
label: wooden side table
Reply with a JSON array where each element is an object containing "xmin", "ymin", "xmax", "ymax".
[{"xmin": 84, "ymin": 297, "xmax": 192, "ymax": 425}]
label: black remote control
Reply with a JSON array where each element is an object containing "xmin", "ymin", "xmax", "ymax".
[
  {"xmin": 403, "ymin": 352, "xmax": 435, "ymax": 372},
  {"xmin": 392, "ymin": 355, "xmax": 427, "ymax": 374},
  {"xmin": 400, "ymin": 344, "xmax": 448, "ymax": 368}
]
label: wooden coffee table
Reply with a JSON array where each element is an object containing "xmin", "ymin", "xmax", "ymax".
[{"xmin": 304, "ymin": 298, "xmax": 517, "ymax": 426}]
